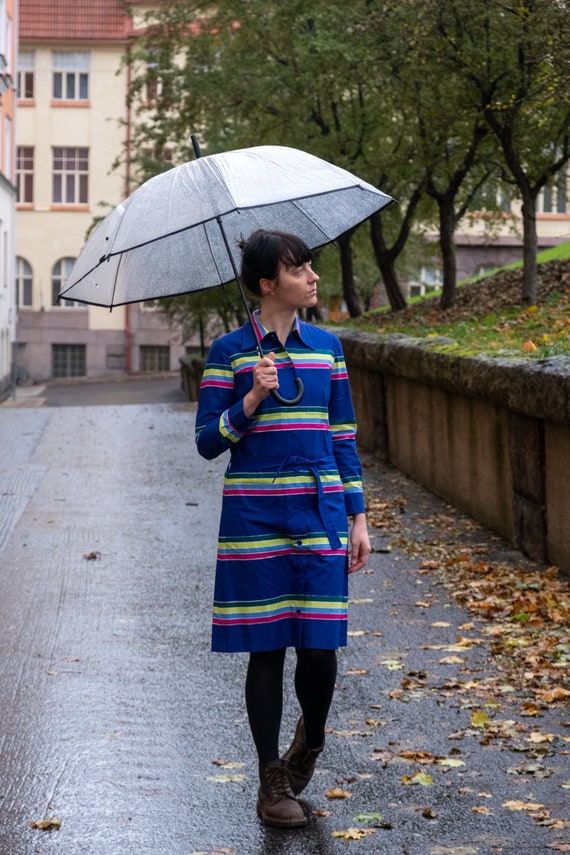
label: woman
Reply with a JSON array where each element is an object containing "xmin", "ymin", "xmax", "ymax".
[{"xmin": 195, "ymin": 229, "xmax": 370, "ymax": 828}]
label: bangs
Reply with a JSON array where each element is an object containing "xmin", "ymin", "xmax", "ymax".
[{"xmin": 278, "ymin": 234, "xmax": 312, "ymax": 269}]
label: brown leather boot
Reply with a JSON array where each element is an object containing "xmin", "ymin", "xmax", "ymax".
[
  {"xmin": 257, "ymin": 759, "xmax": 308, "ymax": 828},
  {"xmin": 282, "ymin": 716, "xmax": 324, "ymax": 795}
]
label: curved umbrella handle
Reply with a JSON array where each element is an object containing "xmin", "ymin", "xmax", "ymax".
[{"xmin": 271, "ymin": 378, "xmax": 304, "ymax": 406}]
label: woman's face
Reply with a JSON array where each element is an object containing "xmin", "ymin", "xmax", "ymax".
[{"xmin": 263, "ymin": 260, "xmax": 319, "ymax": 310}]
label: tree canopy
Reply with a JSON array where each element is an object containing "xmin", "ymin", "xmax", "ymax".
[{"xmin": 124, "ymin": 0, "xmax": 570, "ymax": 321}]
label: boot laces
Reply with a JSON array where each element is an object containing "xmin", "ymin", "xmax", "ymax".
[{"xmin": 265, "ymin": 764, "xmax": 294, "ymax": 799}]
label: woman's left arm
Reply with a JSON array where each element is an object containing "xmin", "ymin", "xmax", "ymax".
[{"xmin": 348, "ymin": 512, "xmax": 371, "ymax": 574}]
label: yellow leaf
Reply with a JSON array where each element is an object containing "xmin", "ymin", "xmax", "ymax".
[
  {"xmin": 332, "ymin": 828, "xmax": 376, "ymax": 839},
  {"xmin": 436, "ymin": 757, "xmax": 465, "ymax": 768},
  {"xmin": 528, "ymin": 732, "xmax": 554, "ymax": 743},
  {"xmin": 502, "ymin": 800, "xmax": 545, "ymax": 811},
  {"xmin": 325, "ymin": 787, "xmax": 352, "ymax": 799},
  {"xmin": 471, "ymin": 711, "xmax": 489, "ymax": 728},
  {"xmin": 472, "ymin": 806, "xmax": 493, "ymax": 815},
  {"xmin": 439, "ymin": 655, "xmax": 466, "ymax": 665},
  {"xmin": 379, "ymin": 659, "xmax": 404, "ymax": 670},
  {"xmin": 206, "ymin": 774, "xmax": 247, "ymax": 783},
  {"xmin": 401, "ymin": 772, "xmax": 434, "ymax": 786}
]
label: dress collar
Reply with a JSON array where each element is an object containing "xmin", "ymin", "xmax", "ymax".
[{"xmin": 251, "ymin": 309, "xmax": 315, "ymax": 349}]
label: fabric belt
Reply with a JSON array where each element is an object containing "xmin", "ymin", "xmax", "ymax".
[{"xmin": 272, "ymin": 454, "xmax": 342, "ymax": 549}]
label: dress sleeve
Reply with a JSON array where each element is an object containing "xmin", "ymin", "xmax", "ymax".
[
  {"xmin": 328, "ymin": 336, "xmax": 366, "ymax": 517},
  {"xmin": 194, "ymin": 338, "xmax": 255, "ymax": 460}
]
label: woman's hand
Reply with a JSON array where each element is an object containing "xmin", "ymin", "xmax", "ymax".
[
  {"xmin": 348, "ymin": 513, "xmax": 371, "ymax": 574},
  {"xmin": 243, "ymin": 352, "xmax": 279, "ymax": 416}
]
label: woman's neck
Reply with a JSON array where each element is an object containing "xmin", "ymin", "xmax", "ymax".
[{"xmin": 258, "ymin": 307, "xmax": 297, "ymax": 346}]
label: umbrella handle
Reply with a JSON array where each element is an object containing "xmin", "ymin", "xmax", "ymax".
[{"xmin": 270, "ymin": 378, "xmax": 304, "ymax": 406}]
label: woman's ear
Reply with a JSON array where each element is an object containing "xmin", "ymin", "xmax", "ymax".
[{"xmin": 259, "ymin": 277, "xmax": 277, "ymax": 296}]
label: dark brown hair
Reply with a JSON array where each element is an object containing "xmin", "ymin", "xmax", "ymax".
[{"xmin": 237, "ymin": 229, "xmax": 312, "ymax": 298}]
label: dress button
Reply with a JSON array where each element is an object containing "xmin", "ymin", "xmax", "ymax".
[{"xmin": 296, "ymin": 540, "xmax": 302, "ymax": 547}]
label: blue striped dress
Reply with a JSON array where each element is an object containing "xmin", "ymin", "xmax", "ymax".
[{"xmin": 195, "ymin": 311, "xmax": 365, "ymax": 653}]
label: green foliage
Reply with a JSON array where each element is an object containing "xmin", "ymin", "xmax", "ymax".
[{"xmin": 123, "ymin": 0, "xmax": 570, "ymax": 327}]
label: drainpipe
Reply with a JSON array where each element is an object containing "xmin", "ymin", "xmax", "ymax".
[{"xmin": 124, "ymin": 45, "xmax": 133, "ymax": 374}]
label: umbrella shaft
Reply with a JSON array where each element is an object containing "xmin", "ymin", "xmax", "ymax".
[{"xmin": 216, "ymin": 216, "xmax": 264, "ymax": 361}]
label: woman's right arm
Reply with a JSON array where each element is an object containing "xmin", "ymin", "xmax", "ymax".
[{"xmin": 195, "ymin": 343, "xmax": 277, "ymax": 460}]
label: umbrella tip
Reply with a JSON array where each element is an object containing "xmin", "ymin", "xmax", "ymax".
[{"xmin": 191, "ymin": 134, "xmax": 203, "ymax": 159}]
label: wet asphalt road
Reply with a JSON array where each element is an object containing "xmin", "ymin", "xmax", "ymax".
[{"xmin": 0, "ymin": 377, "xmax": 568, "ymax": 854}]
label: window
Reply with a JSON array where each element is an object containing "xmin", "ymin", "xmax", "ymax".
[
  {"xmin": 4, "ymin": 116, "xmax": 10, "ymax": 177},
  {"xmin": 409, "ymin": 265, "xmax": 442, "ymax": 298},
  {"xmin": 52, "ymin": 344, "xmax": 86, "ymax": 378},
  {"xmin": 16, "ymin": 147, "xmax": 33, "ymax": 204},
  {"xmin": 52, "ymin": 147, "xmax": 88, "ymax": 205},
  {"xmin": 140, "ymin": 345, "xmax": 170, "ymax": 372},
  {"xmin": 52, "ymin": 51, "xmax": 89, "ymax": 101},
  {"xmin": 145, "ymin": 52, "xmax": 163, "ymax": 103},
  {"xmin": 17, "ymin": 51, "xmax": 34, "ymax": 99},
  {"xmin": 16, "ymin": 257, "xmax": 33, "ymax": 306},
  {"xmin": 539, "ymin": 168, "xmax": 567, "ymax": 214},
  {"xmin": 52, "ymin": 257, "xmax": 82, "ymax": 307}
]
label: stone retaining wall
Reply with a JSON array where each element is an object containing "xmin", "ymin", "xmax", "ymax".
[{"xmin": 337, "ymin": 330, "xmax": 570, "ymax": 577}]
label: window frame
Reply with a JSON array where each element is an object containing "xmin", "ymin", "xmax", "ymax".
[
  {"xmin": 52, "ymin": 51, "xmax": 90, "ymax": 103},
  {"xmin": 52, "ymin": 147, "xmax": 89, "ymax": 207},
  {"xmin": 16, "ymin": 256, "xmax": 33, "ymax": 307},
  {"xmin": 16, "ymin": 145, "xmax": 33, "ymax": 205}
]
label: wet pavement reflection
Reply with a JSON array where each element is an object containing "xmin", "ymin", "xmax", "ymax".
[{"xmin": 0, "ymin": 386, "xmax": 568, "ymax": 854}]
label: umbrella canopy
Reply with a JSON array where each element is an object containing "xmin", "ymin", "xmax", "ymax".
[{"xmin": 59, "ymin": 144, "xmax": 393, "ymax": 308}]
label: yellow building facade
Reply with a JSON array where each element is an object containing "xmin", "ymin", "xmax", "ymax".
[
  {"xmin": 16, "ymin": 0, "xmax": 188, "ymax": 381},
  {"xmin": 0, "ymin": 0, "xmax": 17, "ymax": 400}
]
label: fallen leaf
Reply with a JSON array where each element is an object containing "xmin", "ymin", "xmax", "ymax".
[
  {"xmin": 212, "ymin": 759, "xmax": 244, "ymax": 768},
  {"xmin": 325, "ymin": 787, "xmax": 352, "ymax": 799},
  {"xmin": 502, "ymin": 800, "xmax": 545, "ymax": 811},
  {"xmin": 439, "ymin": 656, "xmax": 466, "ymax": 665},
  {"xmin": 312, "ymin": 809, "xmax": 332, "ymax": 817},
  {"xmin": 471, "ymin": 711, "xmax": 489, "ymax": 728},
  {"xmin": 546, "ymin": 843, "xmax": 570, "ymax": 851},
  {"xmin": 379, "ymin": 659, "xmax": 404, "ymax": 671},
  {"xmin": 472, "ymin": 806, "xmax": 493, "ymax": 815},
  {"xmin": 83, "ymin": 551, "xmax": 101, "ymax": 560},
  {"xmin": 436, "ymin": 757, "xmax": 465, "ymax": 768},
  {"xmin": 422, "ymin": 807, "xmax": 437, "ymax": 819},
  {"xmin": 536, "ymin": 687, "xmax": 570, "ymax": 703},
  {"xmin": 528, "ymin": 732, "xmax": 555, "ymax": 743},
  {"xmin": 401, "ymin": 772, "xmax": 434, "ymax": 787},
  {"xmin": 206, "ymin": 774, "xmax": 246, "ymax": 783},
  {"xmin": 30, "ymin": 818, "xmax": 62, "ymax": 831},
  {"xmin": 332, "ymin": 828, "xmax": 376, "ymax": 839}
]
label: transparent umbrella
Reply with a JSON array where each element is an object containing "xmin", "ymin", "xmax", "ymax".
[{"xmin": 60, "ymin": 138, "xmax": 394, "ymax": 403}]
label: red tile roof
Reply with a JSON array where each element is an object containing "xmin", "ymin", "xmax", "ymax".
[{"xmin": 20, "ymin": 0, "xmax": 133, "ymax": 43}]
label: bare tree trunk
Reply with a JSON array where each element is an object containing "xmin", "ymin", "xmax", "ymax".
[
  {"xmin": 439, "ymin": 196, "xmax": 457, "ymax": 310},
  {"xmin": 520, "ymin": 191, "xmax": 538, "ymax": 305},
  {"xmin": 369, "ymin": 213, "xmax": 407, "ymax": 311},
  {"xmin": 338, "ymin": 230, "xmax": 363, "ymax": 317}
]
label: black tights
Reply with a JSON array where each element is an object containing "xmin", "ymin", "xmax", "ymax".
[{"xmin": 245, "ymin": 648, "xmax": 338, "ymax": 763}]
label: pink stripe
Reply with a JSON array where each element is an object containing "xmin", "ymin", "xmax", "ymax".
[
  {"xmin": 253, "ymin": 423, "xmax": 328, "ymax": 432},
  {"xmin": 223, "ymin": 486, "xmax": 343, "ymax": 496},
  {"xmin": 213, "ymin": 612, "xmax": 347, "ymax": 626},
  {"xmin": 217, "ymin": 547, "xmax": 347, "ymax": 561},
  {"xmin": 201, "ymin": 379, "xmax": 234, "ymax": 388}
]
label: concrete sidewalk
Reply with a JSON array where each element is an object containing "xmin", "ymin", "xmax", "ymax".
[{"xmin": 0, "ymin": 401, "xmax": 568, "ymax": 855}]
